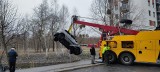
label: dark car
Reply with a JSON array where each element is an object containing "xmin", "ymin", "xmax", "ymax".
[{"xmin": 54, "ymin": 30, "xmax": 82, "ymax": 55}]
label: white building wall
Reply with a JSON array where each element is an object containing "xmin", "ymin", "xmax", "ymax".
[
  {"xmin": 134, "ymin": 0, "xmax": 157, "ymax": 30},
  {"xmin": 113, "ymin": 0, "xmax": 121, "ymax": 26},
  {"xmin": 112, "ymin": 0, "xmax": 157, "ymax": 30}
]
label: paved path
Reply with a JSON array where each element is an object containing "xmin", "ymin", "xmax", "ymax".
[{"xmin": 6, "ymin": 59, "xmax": 103, "ymax": 72}]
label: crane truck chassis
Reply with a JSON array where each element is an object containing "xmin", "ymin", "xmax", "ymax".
[{"xmin": 100, "ymin": 31, "xmax": 160, "ymax": 65}]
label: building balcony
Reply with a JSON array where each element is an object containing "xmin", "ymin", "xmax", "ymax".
[
  {"xmin": 157, "ymin": 7, "xmax": 160, "ymax": 11},
  {"xmin": 157, "ymin": 11, "xmax": 160, "ymax": 13},
  {"xmin": 157, "ymin": 2, "xmax": 160, "ymax": 5},
  {"xmin": 121, "ymin": 3, "xmax": 130, "ymax": 13},
  {"xmin": 157, "ymin": 20, "xmax": 160, "ymax": 22},
  {"xmin": 121, "ymin": 9, "xmax": 129, "ymax": 13},
  {"xmin": 120, "ymin": 7, "xmax": 129, "ymax": 13},
  {"xmin": 157, "ymin": 17, "xmax": 160, "ymax": 21},
  {"xmin": 121, "ymin": 0, "xmax": 129, "ymax": 4},
  {"xmin": 121, "ymin": 15, "xmax": 129, "ymax": 19},
  {"xmin": 156, "ymin": 0, "xmax": 160, "ymax": 4}
]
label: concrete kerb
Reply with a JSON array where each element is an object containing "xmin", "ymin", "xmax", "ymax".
[
  {"xmin": 14, "ymin": 59, "xmax": 104, "ymax": 72},
  {"xmin": 53, "ymin": 63, "xmax": 103, "ymax": 72}
]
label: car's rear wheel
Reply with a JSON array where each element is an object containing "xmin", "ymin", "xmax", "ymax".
[
  {"xmin": 119, "ymin": 53, "xmax": 134, "ymax": 65},
  {"xmin": 58, "ymin": 33, "xmax": 65, "ymax": 40},
  {"xmin": 69, "ymin": 47, "xmax": 74, "ymax": 54},
  {"xmin": 73, "ymin": 47, "xmax": 82, "ymax": 55},
  {"xmin": 69, "ymin": 46, "xmax": 82, "ymax": 55},
  {"xmin": 54, "ymin": 37, "xmax": 58, "ymax": 41}
]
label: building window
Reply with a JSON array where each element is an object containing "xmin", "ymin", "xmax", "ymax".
[
  {"xmin": 154, "ymin": 21, "xmax": 156, "ymax": 26},
  {"xmin": 150, "ymin": 20, "xmax": 156, "ymax": 26},
  {"xmin": 115, "ymin": 14, "xmax": 119, "ymax": 19},
  {"xmin": 114, "ymin": 0, "xmax": 118, "ymax": 6},
  {"xmin": 148, "ymin": 0, "xmax": 150, "ymax": 6},
  {"xmin": 122, "ymin": 41, "xmax": 134, "ymax": 48},
  {"xmin": 158, "ymin": 7, "xmax": 160, "ymax": 11},
  {"xmin": 149, "ymin": 10, "xmax": 151, "ymax": 16},
  {"xmin": 153, "ymin": 3, "xmax": 154, "ymax": 8},
  {"xmin": 153, "ymin": 12, "xmax": 155, "ymax": 17},
  {"xmin": 152, "ymin": 0, "xmax": 154, "ymax": 8},
  {"xmin": 158, "ymin": 14, "xmax": 160, "ymax": 20},
  {"xmin": 149, "ymin": 20, "xmax": 152, "ymax": 26},
  {"xmin": 115, "ymin": 5, "xmax": 118, "ymax": 10}
]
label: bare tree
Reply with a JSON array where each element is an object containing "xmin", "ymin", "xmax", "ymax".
[
  {"xmin": 15, "ymin": 15, "xmax": 30, "ymax": 53},
  {"xmin": 0, "ymin": 0, "xmax": 17, "ymax": 64},
  {"xmin": 29, "ymin": 0, "xmax": 70, "ymax": 52},
  {"xmin": 30, "ymin": 21, "xmax": 39, "ymax": 52},
  {"xmin": 90, "ymin": 0, "xmax": 109, "ymax": 25},
  {"xmin": 32, "ymin": 0, "xmax": 50, "ymax": 52},
  {"xmin": 71, "ymin": 8, "xmax": 84, "ymax": 37},
  {"xmin": 49, "ymin": 0, "xmax": 70, "ymax": 51},
  {"xmin": 90, "ymin": 0, "xmax": 145, "ymax": 29},
  {"xmin": 49, "ymin": 0, "xmax": 61, "ymax": 52},
  {"xmin": 59, "ymin": 5, "xmax": 69, "ymax": 29},
  {"xmin": 128, "ymin": 0, "xmax": 145, "ymax": 30},
  {"xmin": 88, "ymin": 0, "xmax": 147, "ymax": 37}
]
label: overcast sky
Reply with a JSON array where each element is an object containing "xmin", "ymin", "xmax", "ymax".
[
  {"xmin": 12, "ymin": 0, "xmax": 100, "ymax": 36},
  {"xmin": 13, "ymin": 0, "xmax": 92, "ymax": 17},
  {"xmin": 12, "ymin": 0, "xmax": 143, "ymax": 36}
]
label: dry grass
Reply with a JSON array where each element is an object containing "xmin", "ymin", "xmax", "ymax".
[{"xmin": 1, "ymin": 48, "xmax": 95, "ymax": 69}]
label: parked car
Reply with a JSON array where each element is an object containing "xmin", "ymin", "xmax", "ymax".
[{"xmin": 54, "ymin": 30, "xmax": 82, "ymax": 55}]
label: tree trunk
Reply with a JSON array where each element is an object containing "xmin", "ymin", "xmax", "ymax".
[
  {"xmin": 52, "ymin": 39, "xmax": 55, "ymax": 52},
  {"xmin": 2, "ymin": 34, "xmax": 9, "ymax": 65}
]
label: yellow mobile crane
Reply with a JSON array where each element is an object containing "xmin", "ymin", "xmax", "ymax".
[{"xmin": 69, "ymin": 15, "xmax": 160, "ymax": 65}]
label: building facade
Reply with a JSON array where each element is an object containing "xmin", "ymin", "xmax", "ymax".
[
  {"xmin": 137, "ymin": 0, "xmax": 157, "ymax": 30},
  {"xmin": 156, "ymin": 0, "xmax": 160, "ymax": 26},
  {"xmin": 125, "ymin": 0, "xmax": 157, "ymax": 30},
  {"xmin": 109, "ymin": 0, "xmax": 158, "ymax": 30}
]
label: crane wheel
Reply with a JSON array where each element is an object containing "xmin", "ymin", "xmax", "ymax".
[
  {"xmin": 119, "ymin": 53, "xmax": 134, "ymax": 65},
  {"xmin": 104, "ymin": 51, "xmax": 117, "ymax": 64}
]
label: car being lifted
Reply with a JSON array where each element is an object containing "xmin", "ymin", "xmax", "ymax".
[{"xmin": 54, "ymin": 30, "xmax": 82, "ymax": 55}]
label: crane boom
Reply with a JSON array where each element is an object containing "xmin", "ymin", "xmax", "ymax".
[
  {"xmin": 71, "ymin": 15, "xmax": 139, "ymax": 35},
  {"xmin": 67, "ymin": 15, "xmax": 139, "ymax": 48},
  {"xmin": 74, "ymin": 20, "xmax": 139, "ymax": 35}
]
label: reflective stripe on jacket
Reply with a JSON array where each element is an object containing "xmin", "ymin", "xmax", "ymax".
[
  {"xmin": 102, "ymin": 46, "xmax": 110, "ymax": 54},
  {"xmin": 106, "ymin": 46, "xmax": 110, "ymax": 50}
]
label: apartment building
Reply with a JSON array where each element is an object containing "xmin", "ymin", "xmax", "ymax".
[
  {"xmin": 144, "ymin": 0, "xmax": 157, "ymax": 29},
  {"xmin": 109, "ymin": 0, "xmax": 158, "ymax": 30},
  {"xmin": 156, "ymin": 0, "xmax": 160, "ymax": 26}
]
